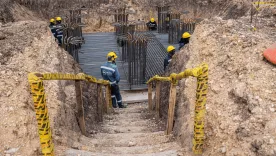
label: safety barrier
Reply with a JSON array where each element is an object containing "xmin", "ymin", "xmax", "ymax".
[
  {"xmin": 147, "ymin": 63, "xmax": 208, "ymax": 154},
  {"xmin": 28, "ymin": 73, "xmax": 111, "ymax": 155}
]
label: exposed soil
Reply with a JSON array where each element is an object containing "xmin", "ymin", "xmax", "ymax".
[
  {"xmin": 59, "ymin": 103, "xmax": 183, "ymax": 156},
  {"xmin": 163, "ymin": 17, "xmax": 276, "ymax": 155},
  {"xmin": 0, "ymin": 21, "xmax": 83, "ymax": 155}
]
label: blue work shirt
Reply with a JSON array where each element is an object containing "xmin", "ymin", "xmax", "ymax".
[
  {"xmin": 101, "ymin": 62, "xmax": 120, "ymax": 85},
  {"xmin": 164, "ymin": 54, "xmax": 173, "ymax": 71},
  {"xmin": 49, "ymin": 24, "xmax": 57, "ymax": 37},
  {"xmin": 56, "ymin": 23, "xmax": 64, "ymax": 38}
]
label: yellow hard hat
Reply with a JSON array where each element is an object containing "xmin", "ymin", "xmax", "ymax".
[
  {"xmin": 56, "ymin": 17, "xmax": 62, "ymax": 21},
  {"xmin": 107, "ymin": 51, "xmax": 118, "ymax": 60},
  {"xmin": 150, "ymin": 18, "xmax": 155, "ymax": 22},
  {"xmin": 167, "ymin": 45, "xmax": 175, "ymax": 53},
  {"xmin": 50, "ymin": 18, "xmax": 55, "ymax": 23},
  {"xmin": 182, "ymin": 32, "xmax": 191, "ymax": 39}
]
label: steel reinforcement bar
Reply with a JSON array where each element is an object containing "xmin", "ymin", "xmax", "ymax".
[
  {"xmin": 147, "ymin": 63, "xmax": 208, "ymax": 154},
  {"xmin": 28, "ymin": 73, "xmax": 109, "ymax": 155}
]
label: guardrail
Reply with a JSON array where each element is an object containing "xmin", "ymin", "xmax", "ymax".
[
  {"xmin": 147, "ymin": 63, "xmax": 208, "ymax": 154},
  {"xmin": 28, "ymin": 73, "xmax": 112, "ymax": 155}
]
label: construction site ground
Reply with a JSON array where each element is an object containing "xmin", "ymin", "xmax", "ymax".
[{"xmin": 1, "ymin": 0, "xmax": 276, "ymax": 156}]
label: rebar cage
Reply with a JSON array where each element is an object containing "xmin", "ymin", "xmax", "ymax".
[
  {"xmin": 62, "ymin": 9, "xmax": 85, "ymax": 63},
  {"xmin": 157, "ymin": 6, "xmax": 170, "ymax": 33},
  {"xmin": 168, "ymin": 18, "xmax": 197, "ymax": 44}
]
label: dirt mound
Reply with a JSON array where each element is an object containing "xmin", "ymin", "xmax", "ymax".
[
  {"xmin": 164, "ymin": 17, "xmax": 276, "ymax": 155},
  {"xmin": 0, "ymin": 0, "xmax": 40, "ymax": 24},
  {"xmin": 0, "ymin": 21, "xmax": 82, "ymax": 155}
]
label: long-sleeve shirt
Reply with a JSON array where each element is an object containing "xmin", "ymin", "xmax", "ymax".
[
  {"xmin": 101, "ymin": 62, "xmax": 120, "ymax": 85},
  {"xmin": 146, "ymin": 21, "xmax": 157, "ymax": 31},
  {"xmin": 179, "ymin": 38, "xmax": 190, "ymax": 50},
  {"xmin": 55, "ymin": 23, "xmax": 64, "ymax": 38},
  {"xmin": 164, "ymin": 54, "xmax": 173, "ymax": 71},
  {"xmin": 49, "ymin": 24, "xmax": 57, "ymax": 37}
]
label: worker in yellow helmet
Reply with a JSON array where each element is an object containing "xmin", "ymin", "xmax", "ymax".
[
  {"xmin": 56, "ymin": 17, "xmax": 62, "ymax": 24},
  {"xmin": 101, "ymin": 52, "xmax": 126, "ymax": 108},
  {"xmin": 179, "ymin": 32, "xmax": 191, "ymax": 50},
  {"xmin": 164, "ymin": 45, "xmax": 176, "ymax": 71},
  {"xmin": 49, "ymin": 18, "xmax": 57, "ymax": 37},
  {"xmin": 55, "ymin": 17, "xmax": 64, "ymax": 46},
  {"xmin": 146, "ymin": 18, "xmax": 157, "ymax": 31}
]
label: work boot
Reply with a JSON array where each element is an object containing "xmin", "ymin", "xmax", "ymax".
[{"xmin": 119, "ymin": 104, "xmax": 127, "ymax": 108}]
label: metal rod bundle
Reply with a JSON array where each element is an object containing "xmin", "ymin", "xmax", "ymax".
[
  {"xmin": 62, "ymin": 9, "xmax": 85, "ymax": 63},
  {"xmin": 157, "ymin": 6, "xmax": 170, "ymax": 33},
  {"xmin": 180, "ymin": 19, "xmax": 197, "ymax": 35}
]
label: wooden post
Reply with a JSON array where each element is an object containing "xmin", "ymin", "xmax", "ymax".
[
  {"xmin": 97, "ymin": 84, "xmax": 103, "ymax": 122},
  {"xmin": 75, "ymin": 80, "xmax": 87, "ymax": 136},
  {"xmin": 165, "ymin": 83, "xmax": 177, "ymax": 135},
  {"xmin": 148, "ymin": 83, "xmax": 153, "ymax": 110},
  {"xmin": 155, "ymin": 81, "xmax": 161, "ymax": 118},
  {"xmin": 105, "ymin": 85, "xmax": 111, "ymax": 114}
]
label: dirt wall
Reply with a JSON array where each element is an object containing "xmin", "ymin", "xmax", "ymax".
[
  {"xmin": 0, "ymin": 21, "xmax": 83, "ymax": 155},
  {"xmin": 164, "ymin": 17, "xmax": 276, "ymax": 155}
]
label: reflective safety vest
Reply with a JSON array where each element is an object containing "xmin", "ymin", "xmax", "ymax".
[
  {"xmin": 49, "ymin": 24, "xmax": 57, "ymax": 37},
  {"xmin": 101, "ymin": 62, "xmax": 120, "ymax": 85}
]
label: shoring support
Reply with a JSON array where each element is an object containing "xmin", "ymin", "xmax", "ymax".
[
  {"xmin": 148, "ymin": 82, "xmax": 153, "ymax": 110},
  {"xmin": 155, "ymin": 81, "xmax": 161, "ymax": 118},
  {"xmin": 28, "ymin": 73, "xmax": 110, "ymax": 155},
  {"xmin": 165, "ymin": 81, "xmax": 177, "ymax": 135},
  {"xmin": 75, "ymin": 80, "xmax": 88, "ymax": 136},
  {"xmin": 97, "ymin": 84, "xmax": 103, "ymax": 122},
  {"xmin": 147, "ymin": 63, "xmax": 208, "ymax": 154}
]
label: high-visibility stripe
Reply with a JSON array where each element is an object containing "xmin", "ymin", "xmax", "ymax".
[
  {"xmin": 110, "ymin": 81, "xmax": 116, "ymax": 85},
  {"xmin": 168, "ymin": 59, "xmax": 172, "ymax": 62},
  {"xmin": 101, "ymin": 66, "xmax": 115, "ymax": 72},
  {"xmin": 111, "ymin": 95, "xmax": 116, "ymax": 98},
  {"xmin": 117, "ymin": 100, "xmax": 122, "ymax": 103}
]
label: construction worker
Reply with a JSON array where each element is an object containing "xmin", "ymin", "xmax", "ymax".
[
  {"xmin": 179, "ymin": 32, "xmax": 191, "ymax": 50},
  {"xmin": 164, "ymin": 45, "xmax": 176, "ymax": 71},
  {"xmin": 101, "ymin": 52, "xmax": 125, "ymax": 108},
  {"xmin": 146, "ymin": 18, "xmax": 157, "ymax": 31},
  {"xmin": 55, "ymin": 17, "xmax": 64, "ymax": 46},
  {"xmin": 49, "ymin": 18, "xmax": 57, "ymax": 37}
]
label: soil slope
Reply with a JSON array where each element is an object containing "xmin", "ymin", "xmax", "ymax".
[
  {"xmin": 166, "ymin": 17, "xmax": 276, "ymax": 155},
  {"xmin": 0, "ymin": 21, "xmax": 82, "ymax": 155}
]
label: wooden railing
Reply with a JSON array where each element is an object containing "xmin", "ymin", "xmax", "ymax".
[
  {"xmin": 28, "ymin": 73, "xmax": 112, "ymax": 156},
  {"xmin": 147, "ymin": 63, "xmax": 209, "ymax": 154}
]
